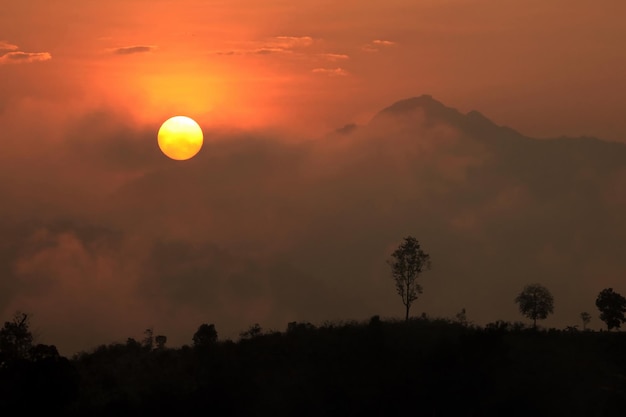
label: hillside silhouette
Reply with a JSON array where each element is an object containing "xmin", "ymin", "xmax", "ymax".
[{"xmin": 2, "ymin": 315, "xmax": 626, "ymax": 416}]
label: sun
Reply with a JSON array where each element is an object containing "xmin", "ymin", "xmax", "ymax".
[{"xmin": 157, "ymin": 116, "xmax": 203, "ymax": 160}]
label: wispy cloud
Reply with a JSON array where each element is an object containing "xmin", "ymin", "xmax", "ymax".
[
  {"xmin": 0, "ymin": 41, "xmax": 19, "ymax": 52},
  {"xmin": 0, "ymin": 51, "xmax": 51, "ymax": 65},
  {"xmin": 212, "ymin": 35, "xmax": 314, "ymax": 57},
  {"xmin": 0, "ymin": 41, "xmax": 51, "ymax": 65},
  {"xmin": 320, "ymin": 53, "xmax": 349, "ymax": 61},
  {"xmin": 272, "ymin": 36, "xmax": 314, "ymax": 49},
  {"xmin": 312, "ymin": 67, "xmax": 349, "ymax": 76},
  {"xmin": 362, "ymin": 39, "xmax": 397, "ymax": 52},
  {"xmin": 109, "ymin": 45, "xmax": 156, "ymax": 55},
  {"xmin": 214, "ymin": 50, "xmax": 238, "ymax": 56},
  {"xmin": 254, "ymin": 47, "xmax": 291, "ymax": 55},
  {"xmin": 373, "ymin": 39, "xmax": 396, "ymax": 46}
]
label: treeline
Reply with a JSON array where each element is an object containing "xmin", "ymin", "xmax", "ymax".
[{"xmin": 2, "ymin": 313, "xmax": 626, "ymax": 416}]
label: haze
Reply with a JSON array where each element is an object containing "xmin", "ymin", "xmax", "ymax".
[{"xmin": 2, "ymin": 0, "xmax": 626, "ymax": 355}]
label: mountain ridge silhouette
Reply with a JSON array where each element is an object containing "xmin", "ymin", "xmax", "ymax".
[{"xmin": 339, "ymin": 94, "xmax": 626, "ymax": 150}]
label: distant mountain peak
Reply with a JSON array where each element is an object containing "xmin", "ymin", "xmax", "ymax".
[
  {"xmin": 378, "ymin": 94, "xmax": 447, "ymax": 116},
  {"xmin": 370, "ymin": 95, "xmax": 525, "ymax": 143},
  {"xmin": 466, "ymin": 110, "xmax": 489, "ymax": 120},
  {"xmin": 375, "ymin": 94, "xmax": 483, "ymax": 124}
]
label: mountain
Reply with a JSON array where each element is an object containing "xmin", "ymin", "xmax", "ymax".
[
  {"xmin": 367, "ymin": 94, "xmax": 526, "ymax": 145},
  {"xmin": 341, "ymin": 94, "xmax": 626, "ymax": 179}
]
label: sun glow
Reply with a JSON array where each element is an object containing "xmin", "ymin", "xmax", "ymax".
[
  {"xmin": 88, "ymin": 40, "xmax": 308, "ymax": 131},
  {"xmin": 157, "ymin": 116, "xmax": 204, "ymax": 160}
]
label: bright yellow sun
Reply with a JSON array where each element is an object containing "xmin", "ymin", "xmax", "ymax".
[{"xmin": 157, "ymin": 116, "xmax": 203, "ymax": 160}]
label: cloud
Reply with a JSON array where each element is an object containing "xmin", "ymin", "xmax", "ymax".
[
  {"xmin": 320, "ymin": 53, "xmax": 349, "ymax": 61},
  {"xmin": 373, "ymin": 39, "xmax": 396, "ymax": 46},
  {"xmin": 362, "ymin": 39, "xmax": 397, "ymax": 52},
  {"xmin": 109, "ymin": 45, "xmax": 156, "ymax": 55},
  {"xmin": 272, "ymin": 36, "xmax": 314, "ymax": 48},
  {"xmin": 254, "ymin": 48, "xmax": 289, "ymax": 55},
  {"xmin": 0, "ymin": 41, "xmax": 19, "ymax": 52},
  {"xmin": 213, "ymin": 50, "xmax": 238, "ymax": 56},
  {"xmin": 0, "ymin": 52, "xmax": 52, "ymax": 64},
  {"xmin": 0, "ymin": 41, "xmax": 51, "ymax": 65},
  {"xmin": 312, "ymin": 67, "xmax": 349, "ymax": 76},
  {"xmin": 212, "ymin": 35, "xmax": 314, "ymax": 57}
]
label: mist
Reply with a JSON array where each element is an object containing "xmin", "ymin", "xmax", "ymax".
[{"xmin": 2, "ymin": 95, "xmax": 626, "ymax": 355}]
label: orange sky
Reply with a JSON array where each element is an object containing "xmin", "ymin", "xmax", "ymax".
[{"xmin": 2, "ymin": 0, "xmax": 626, "ymax": 139}]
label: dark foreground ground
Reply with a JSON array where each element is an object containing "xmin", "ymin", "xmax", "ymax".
[{"xmin": 2, "ymin": 317, "xmax": 626, "ymax": 416}]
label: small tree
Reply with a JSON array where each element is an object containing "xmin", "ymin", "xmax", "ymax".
[
  {"xmin": 595, "ymin": 288, "xmax": 626, "ymax": 330},
  {"xmin": 455, "ymin": 308, "xmax": 468, "ymax": 326},
  {"xmin": 580, "ymin": 312, "xmax": 591, "ymax": 331},
  {"xmin": 155, "ymin": 335, "xmax": 167, "ymax": 350},
  {"xmin": 126, "ymin": 338, "xmax": 141, "ymax": 349},
  {"xmin": 387, "ymin": 236, "xmax": 431, "ymax": 322},
  {"xmin": 142, "ymin": 328, "xmax": 154, "ymax": 350},
  {"xmin": 239, "ymin": 323, "xmax": 262, "ymax": 340},
  {"xmin": 286, "ymin": 321, "xmax": 315, "ymax": 334},
  {"xmin": 514, "ymin": 283, "xmax": 554, "ymax": 329},
  {"xmin": 192, "ymin": 323, "xmax": 218, "ymax": 348}
]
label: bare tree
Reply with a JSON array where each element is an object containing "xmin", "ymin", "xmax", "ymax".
[
  {"xmin": 514, "ymin": 284, "xmax": 554, "ymax": 329},
  {"xmin": 388, "ymin": 236, "xmax": 431, "ymax": 322}
]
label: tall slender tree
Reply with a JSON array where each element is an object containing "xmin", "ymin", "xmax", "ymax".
[
  {"xmin": 580, "ymin": 312, "xmax": 591, "ymax": 330},
  {"xmin": 388, "ymin": 236, "xmax": 431, "ymax": 322}
]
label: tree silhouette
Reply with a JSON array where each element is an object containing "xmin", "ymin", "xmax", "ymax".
[
  {"xmin": 126, "ymin": 337, "xmax": 141, "ymax": 349},
  {"xmin": 286, "ymin": 321, "xmax": 315, "ymax": 334},
  {"xmin": 387, "ymin": 236, "xmax": 431, "ymax": 322},
  {"xmin": 12, "ymin": 314, "xmax": 626, "ymax": 415},
  {"xmin": 580, "ymin": 312, "xmax": 591, "ymax": 330},
  {"xmin": 455, "ymin": 308, "xmax": 468, "ymax": 326},
  {"xmin": 155, "ymin": 335, "xmax": 167, "ymax": 350},
  {"xmin": 595, "ymin": 288, "xmax": 626, "ymax": 330},
  {"xmin": 514, "ymin": 283, "xmax": 554, "ymax": 329},
  {"xmin": 142, "ymin": 328, "xmax": 154, "ymax": 350},
  {"xmin": 29, "ymin": 343, "xmax": 60, "ymax": 361},
  {"xmin": 240, "ymin": 323, "xmax": 262, "ymax": 340},
  {"xmin": 0, "ymin": 311, "xmax": 34, "ymax": 365},
  {"xmin": 192, "ymin": 323, "xmax": 218, "ymax": 348}
]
